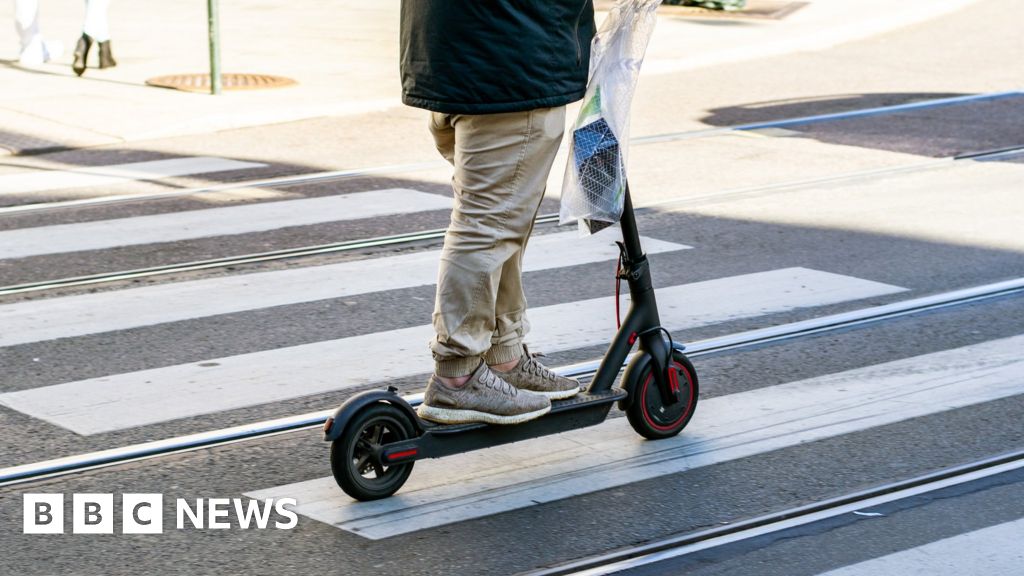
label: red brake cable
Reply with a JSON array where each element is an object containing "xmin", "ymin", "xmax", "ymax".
[{"xmin": 615, "ymin": 254, "xmax": 623, "ymax": 329}]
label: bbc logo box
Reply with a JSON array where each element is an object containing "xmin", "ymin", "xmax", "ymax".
[
  {"xmin": 24, "ymin": 494, "xmax": 163, "ymax": 534},
  {"xmin": 22, "ymin": 494, "xmax": 63, "ymax": 534}
]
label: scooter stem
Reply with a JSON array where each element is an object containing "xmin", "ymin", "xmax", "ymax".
[
  {"xmin": 587, "ymin": 184, "xmax": 674, "ymax": 396},
  {"xmin": 618, "ymin": 185, "xmax": 645, "ymax": 263}
]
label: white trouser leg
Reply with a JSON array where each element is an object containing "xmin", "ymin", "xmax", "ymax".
[
  {"xmin": 14, "ymin": 0, "xmax": 41, "ymax": 51},
  {"xmin": 82, "ymin": 0, "xmax": 110, "ymax": 41}
]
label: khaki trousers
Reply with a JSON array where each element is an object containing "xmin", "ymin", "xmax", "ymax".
[{"xmin": 429, "ymin": 107, "xmax": 566, "ymax": 377}]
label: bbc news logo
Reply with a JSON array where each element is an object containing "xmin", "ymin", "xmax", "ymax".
[{"xmin": 23, "ymin": 494, "xmax": 298, "ymax": 534}]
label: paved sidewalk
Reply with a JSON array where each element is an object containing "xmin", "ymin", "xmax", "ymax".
[{"xmin": 0, "ymin": 0, "xmax": 982, "ymax": 155}]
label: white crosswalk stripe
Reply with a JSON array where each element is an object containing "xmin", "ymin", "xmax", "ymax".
[
  {"xmin": 815, "ymin": 517, "xmax": 1024, "ymax": 575},
  {"xmin": 245, "ymin": 334, "xmax": 1024, "ymax": 539},
  {"xmin": 0, "ymin": 228, "xmax": 687, "ymax": 346},
  {"xmin": 0, "ymin": 188, "xmax": 452, "ymax": 259},
  {"xmin": 0, "ymin": 157, "xmax": 266, "ymax": 195},
  {"xmin": 0, "ymin": 267, "xmax": 904, "ymax": 434}
]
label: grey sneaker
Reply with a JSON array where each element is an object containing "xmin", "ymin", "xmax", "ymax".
[
  {"xmin": 494, "ymin": 346, "xmax": 581, "ymax": 400},
  {"xmin": 417, "ymin": 362, "xmax": 551, "ymax": 425}
]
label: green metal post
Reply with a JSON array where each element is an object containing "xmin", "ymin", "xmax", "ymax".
[{"xmin": 207, "ymin": 0, "xmax": 222, "ymax": 95}]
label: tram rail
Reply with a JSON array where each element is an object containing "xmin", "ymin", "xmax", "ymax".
[{"xmin": 526, "ymin": 448, "xmax": 1024, "ymax": 576}]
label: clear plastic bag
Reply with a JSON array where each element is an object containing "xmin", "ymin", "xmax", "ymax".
[{"xmin": 559, "ymin": 0, "xmax": 661, "ymax": 234}]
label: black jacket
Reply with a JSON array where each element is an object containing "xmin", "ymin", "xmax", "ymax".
[{"xmin": 400, "ymin": 0, "xmax": 596, "ymax": 115}]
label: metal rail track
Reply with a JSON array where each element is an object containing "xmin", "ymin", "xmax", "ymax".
[
  {"xmin": 2, "ymin": 275, "xmax": 1022, "ymax": 488},
  {"xmin": 527, "ymin": 449, "xmax": 1024, "ymax": 576},
  {"xmin": 2, "ymin": 90, "xmax": 1019, "ymax": 217},
  {"xmin": 3, "ymin": 144, "xmax": 1022, "ymax": 297}
]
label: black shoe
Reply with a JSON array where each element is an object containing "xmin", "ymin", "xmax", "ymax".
[
  {"xmin": 72, "ymin": 34, "xmax": 92, "ymax": 76},
  {"xmin": 98, "ymin": 40, "xmax": 117, "ymax": 69}
]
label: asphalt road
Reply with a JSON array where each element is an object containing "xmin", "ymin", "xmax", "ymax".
[{"xmin": 1, "ymin": 0, "xmax": 1023, "ymax": 574}]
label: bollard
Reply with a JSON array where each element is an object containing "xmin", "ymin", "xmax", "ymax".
[{"xmin": 207, "ymin": 0, "xmax": 222, "ymax": 95}]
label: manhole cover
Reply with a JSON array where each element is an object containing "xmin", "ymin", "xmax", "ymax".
[{"xmin": 146, "ymin": 73, "xmax": 297, "ymax": 93}]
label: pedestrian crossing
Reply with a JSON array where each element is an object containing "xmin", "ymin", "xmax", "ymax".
[
  {"xmin": 0, "ymin": 229, "xmax": 687, "ymax": 346},
  {"xmin": 0, "ymin": 267, "xmax": 903, "ymax": 434},
  {"xmin": 245, "ymin": 334, "xmax": 1024, "ymax": 539},
  {"xmin": 1, "ymin": 153, "xmax": 1020, "ymax": 560}
]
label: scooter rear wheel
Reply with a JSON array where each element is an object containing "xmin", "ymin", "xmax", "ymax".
[
  {"xmin": 626, "ymin": 351, "xmax": 699, "ymax": 440},
  {"xmin": 331, "ymin": 403, "xmax": 416, "ymax": 501}
]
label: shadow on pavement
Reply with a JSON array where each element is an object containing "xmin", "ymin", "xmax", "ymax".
[{"xmin": 701, "ymin": 91, "xmax": 1024, "ymax": 159}]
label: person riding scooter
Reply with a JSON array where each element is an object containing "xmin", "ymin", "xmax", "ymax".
[
  {"xmin": 328, "ymin": 0, "xmax": 697, "ymax": 502},
  {"xmin": 399, "ymin": 1, "xmax": 597, "ymax": 425}
]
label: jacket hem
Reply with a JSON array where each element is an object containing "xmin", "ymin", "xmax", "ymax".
[{"xmin": 402, "ymin": 91, "xmax": 586, "ymax": 115}]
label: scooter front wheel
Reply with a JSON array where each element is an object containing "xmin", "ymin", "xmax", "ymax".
[
  {"xmin": 331, "ymin": 403, "xmax": 416, "ymax": 501},
  {"xmin": 625, "ymin": 351, "xmax": 699, "ymax": 440}
]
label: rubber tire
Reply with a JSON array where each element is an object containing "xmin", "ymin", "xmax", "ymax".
[
  {"xmin": 625, "ymin": 351, "xmax": 699, "ymax": 440},
  {"xmin": 331, "ymin": 402, "xmax": 416, "ymax": 501}
]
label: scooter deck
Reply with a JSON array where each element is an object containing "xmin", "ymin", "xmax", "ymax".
[
  {"xmin": 422, "ymin": 388, "xmax": 626, "ymax": 434},
  {"xmin": 387, "ymin": 389, "xmax": 627, "ymax": 462}
]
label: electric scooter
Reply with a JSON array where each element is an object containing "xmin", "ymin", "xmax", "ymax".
[{"xmin": 322, "ymin": 184, "xmax": 699, "ymax": 501}]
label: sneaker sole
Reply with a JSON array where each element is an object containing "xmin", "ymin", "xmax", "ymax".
[
  {"xmin": 416, "ymin": 404, "xmax": 551, "ymax": 425},
  {"xmin": 532, "ymin": 385, "xmax": 582, "ymax": 400}
]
